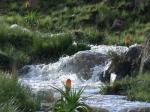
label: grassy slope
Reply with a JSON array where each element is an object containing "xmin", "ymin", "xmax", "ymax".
[{"xmin": 0, "ymin": 0, "xmax": 150, "ymax": 68}]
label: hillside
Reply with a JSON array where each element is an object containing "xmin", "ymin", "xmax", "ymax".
[
  {"xmin": 0, "ymin": 0, "xmax": 150, "ymax": 70},
  {"xmin": 0, "ymin": 1, "xmax": 150, "ymax": 112}
]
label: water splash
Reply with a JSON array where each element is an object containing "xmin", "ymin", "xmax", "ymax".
[
  {"xmin": 19, "ymin": 45, "xmax": 150, "ymax": 111},
  {"xmin": 19, "ymin": 45, "xmax": 128, "ymax": 92}
]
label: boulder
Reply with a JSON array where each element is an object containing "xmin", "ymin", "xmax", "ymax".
[
  {"xmin": 126, "ymin": 45, "xmax": 142, "ymax": 62},
  {"xmin": 61, "ymin": 51, "xmax": 108, "ymax": 80},
  {"xmin": 72, "ymin": 51, "xmax": 108, "ymax": 79},
  {"xmin": 103, "ymin": 45, "xmax": 145, "ymax": 82},
  {"xmin": 112, "ymin": 19, "xmax": 124, "ymax": 31},
  {"xmin": 126, "ymin": 45, "xmax": 142, "ymax": 75}
]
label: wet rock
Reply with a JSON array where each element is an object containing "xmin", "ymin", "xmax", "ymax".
[
  {"xmin": 102, "ymin": 44, "xmax": 144, "ymax": 82},
  {"xmin": 126, "ymin": 45, "xmax": 142, "ymax": 62},
  {"xmin": 72, "ymin": 51, "xmax": 108, "ymax": 79},
  {"xmin": 126, "ymin": 45, "xmax": 142, "ymax": 74},
  {"xmin": 103, "ymin": 52, "xmax": 131, "ymax": 81}
]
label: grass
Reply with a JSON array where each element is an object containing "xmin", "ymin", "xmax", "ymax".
[
  {"xmin": 0, "ymin": 20, "xmax": 75, "ymax": 67},
  {"xmin": 0, "ymin": 99, "xmax": 20, "ymax": 112},
  {"xmin": 0, "ymin": 0, "xmax": 149, "ymax": 70},
  {"xmin": 100, "ymin": 73, "xmax": 150, "ymax": 102},
  {"xmin": 0, "ymin": 72, "xmax": 39, "ymax": 112},
  {"xmin": 65, "ymin": 43, "xmax": 90, "ymax": 55}
]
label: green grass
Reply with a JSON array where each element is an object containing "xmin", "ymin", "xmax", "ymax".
[
  {"xmin": 0, "ymin": 21, "xmax": 74, "ymax": 67},
  {"xmin": 100, "ymin": 73, "xmax": 150, "ymax": 102},
  {"xmin": 30, "ymin": 33, "xmax": 73, "ymax": 63},
  {"xmin": 0, "ymin": 72, "xmax": 39, "ymax": 112},
  {"xmin": 0, "ymin": 0, "xmax": 150, "ymax": 70},
  {"xmin": 0, "ymin": 19, "xmax": 94, "ymax": 70}
]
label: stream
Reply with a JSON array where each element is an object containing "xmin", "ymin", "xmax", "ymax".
[{"xmin": 19, "ymin": 45, "xmax": 150, "ymax": 112}]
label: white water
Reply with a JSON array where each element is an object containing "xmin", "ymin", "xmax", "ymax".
[
  {"xmin": 19, "ymin": 45, "xmax": 150, "ymax": 112},
  {"xmin": 83, "ymin": 95, "xmax": 150, "ymax": 112},
  {"xmin": 19, "ymin": 45, "xmax": 127, "ymax": 92}
]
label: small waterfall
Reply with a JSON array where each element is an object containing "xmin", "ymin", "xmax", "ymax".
[
  {"xmin": 19, "ymin": 45, "xmax": 128, "ymax": 92},
  {"xmin": 19, "ymin": 45, "xmax": 150, "ymax": 112}
]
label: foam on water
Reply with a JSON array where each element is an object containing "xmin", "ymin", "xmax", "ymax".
[
  {"xmin": 19, "ymin": 45, "xmax": 128, "ymax": 92},
  {"xmin": 83, "ymin": 95, "xmax": 150, "ymax": 112},
  {"xmin": 91, "ymin": 45, "xmax": 128, "ymax": 55}
]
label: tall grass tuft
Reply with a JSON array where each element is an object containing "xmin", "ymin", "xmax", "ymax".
[
  {"xmin": 0, "ymin": 72, "xmax": 39, "ymax": 112},
  {"xmin": 0, "ymin": 98, "xmax": 20, "ymax": 112}
]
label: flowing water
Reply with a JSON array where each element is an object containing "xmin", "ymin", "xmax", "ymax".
[{"xmin": 19, "ymin": 45, "xmax": 150, "ymax": 112}]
